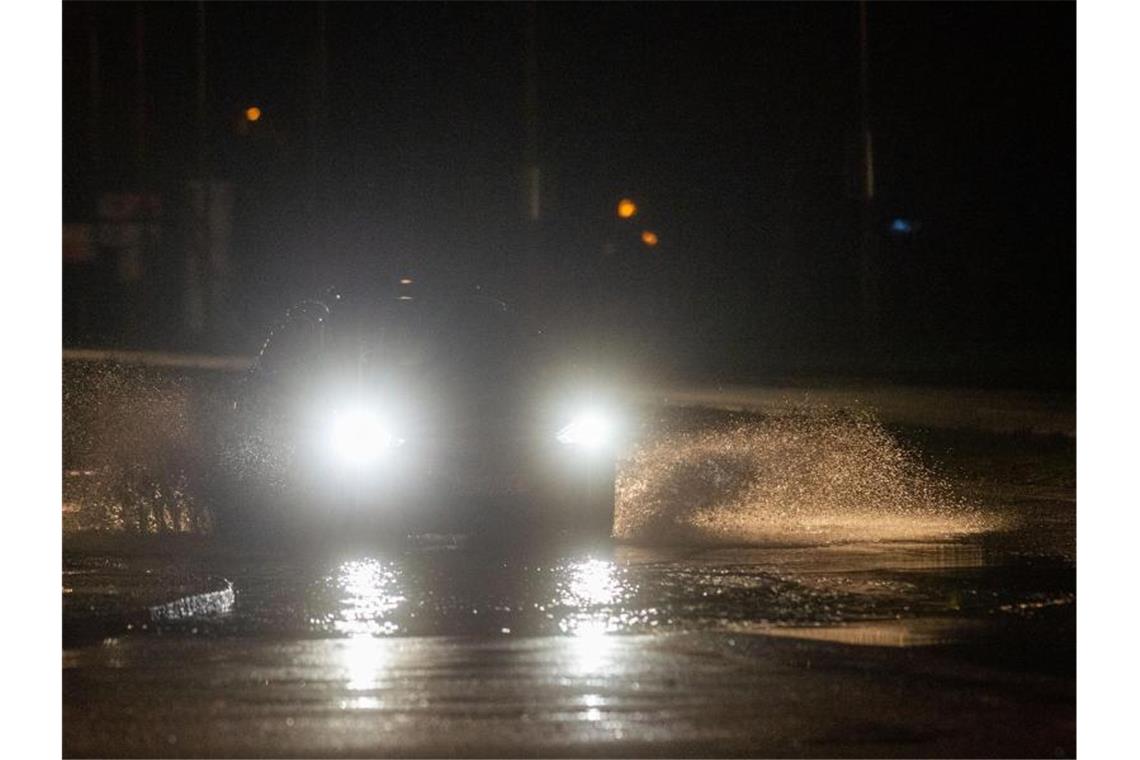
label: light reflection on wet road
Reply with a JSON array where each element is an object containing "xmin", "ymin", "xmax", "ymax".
[
  {"xmin": 65, "ymin": 630, "xmax": 1075, "ymax": 758},
  {"xmin": 62, "ymin": 396, "xmax": 1075, "ymax": 757},
  {"xmin": 64, "ymin": 531, "xmax": 1074, "ymax": 757},
  {"xmin": 109, "ymin": 533, "xmax": 1068, "ymax": 644}
]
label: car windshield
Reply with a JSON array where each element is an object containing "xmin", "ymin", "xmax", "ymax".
[{"xmin": 318, "ymin": 294, "xmax": 539, "ymax": 385}]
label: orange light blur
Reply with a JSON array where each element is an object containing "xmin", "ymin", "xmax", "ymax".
[
  {"xmin": 641, "ymin": 230, "xmax": 659, "ymax": 247},
  {"xmin": 617, "ymin": 198, "xmax": 637, "ymax": 219},
  {"xmin": 244, "ymin": 106, "xmax": 262, "ymax": 122}
]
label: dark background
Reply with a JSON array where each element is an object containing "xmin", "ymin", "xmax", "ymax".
[{"xmin": 62, "ymin": 1, "xmax": 1074, "ymax": 388}]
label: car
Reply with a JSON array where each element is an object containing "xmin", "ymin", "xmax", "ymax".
[{"xmin": 209, "ymin": 284, "xmax": 624, "ymax": 544}]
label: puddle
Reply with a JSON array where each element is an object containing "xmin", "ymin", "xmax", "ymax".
[{"xmin": 742, "ymin": 617, "xmax": 991, "ymax": 647}]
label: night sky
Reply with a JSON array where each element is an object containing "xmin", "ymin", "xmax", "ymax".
[{"xmin": 63, "ymin": 2, "xmax": 1074, "ymax": 386}]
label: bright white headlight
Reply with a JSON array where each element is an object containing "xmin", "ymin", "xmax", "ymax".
[
  {"xmin": 556, "ymin": 409, "xmax": 614, "ymax": 450},
  {"xmin": 329, "ymin": 405, "xmax": 403, "ymax": 468}
]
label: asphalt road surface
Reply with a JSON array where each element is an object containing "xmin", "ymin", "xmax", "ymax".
[{"xmin": 63, "ymin": 397, "xmax": 1075, "ymax": 758}]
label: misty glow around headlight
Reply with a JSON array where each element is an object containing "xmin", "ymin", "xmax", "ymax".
[
  {"xmin": 329, "ymin": 405, "xmax": 404, "ymax": 468},
  {"xmin": 556, "ymin": 409, "xmax": 615, "ymax": 450}
]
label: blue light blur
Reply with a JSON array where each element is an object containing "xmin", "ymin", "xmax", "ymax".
[{"xmin": 890, "ymin": 218, "xmax": 914, "ymax": 234}]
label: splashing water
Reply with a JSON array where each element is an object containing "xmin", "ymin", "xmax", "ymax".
[
  {"xmin": 614, "ymin": 410, "xmax": 996, "ymax": 545},
  {"xmin": 63, "ymin": 361, "xmax": 217, "ymax": 534},
  {"xmin": 65, "ymin": 360, "xmax": 999, "ymax": 545}
]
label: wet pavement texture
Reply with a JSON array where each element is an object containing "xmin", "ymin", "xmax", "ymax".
[
  {"xmin": 64, "ymin": 538, "xmax": 1074, "ymax": 756},
  {"xmin": 65, "ymin": 628, "xmax": 1071, "ymax": 758},
  {"xmin": 63, "ymin": 395, "xmax": 1075, "ymax": 757}
]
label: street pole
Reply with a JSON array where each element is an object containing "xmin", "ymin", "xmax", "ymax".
[
  {"xmin": 196, "ymin": 0, "xmax": 207, "ymax": 172},
  {"xmin": 857, "ymin": 0, "xmax": 880, "ymax": 353},
  {"xmin": 524, "ymin": 0, "xmax": 540, "ymax": 223},
  {"xmin": 310, "ymin": 1, "xmax": 329, "ymax": 219},
  {"xmin": 519, "ymin": 1, "xmax": 541, "ymax": 305},
  {"xmin": 185, "ymin": 0, "xmax": 208, "ymax": 337},
  {"xmin": 134, "ymin": 3, "xmax": 148, "ymax": 180},
  {"xmin": 87, "ymin": 4, "xmax": 101, "ymax": 183}
]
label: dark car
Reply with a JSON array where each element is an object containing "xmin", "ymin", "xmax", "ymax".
[{"xmin": 210, "ymin": 286, "xmax": 624, "ymax": 544}]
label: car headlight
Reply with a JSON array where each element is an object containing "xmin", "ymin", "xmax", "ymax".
[
  {"xmin": 328, "ymin": 405, "xmax": 404, "ymax": 468},
  {"xmin": 556, "ymin": 409, "xmax": 616, "ymax": 450}
]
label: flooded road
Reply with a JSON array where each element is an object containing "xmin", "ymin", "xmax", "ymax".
[
  {"xmin": 64, "ymin": 527, "xmax": 1074, "ymax": 756},
  {"xmin": 66, "ymin": 536, "xmax": 1073, "ymax": 643},
  {"xmin": 62, "ymin": 370, "xmax": 1075, "ymax": 757}
]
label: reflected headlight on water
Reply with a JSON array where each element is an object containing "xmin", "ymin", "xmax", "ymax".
[
  {"xmin": 562, "ymin": 617, "xmax": 618, "ymax": 675},
  {"xmin": 560, "ymin": 558, "xmax": 623, "ymax": 607},
  {"xmin": 340, "ymin": 634, "xmax": 391, "ymax": 693},
  {"xmin": 332, "ymin": 559, "xmax": 405, "ymax": 637}
]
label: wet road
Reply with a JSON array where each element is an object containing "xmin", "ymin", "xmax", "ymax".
[
  {"xmin": 64, "ymin": 529, "xmax": 1074, "ymax": 757},
  {"xmin": 62, "ymin": 395, "xmax": 1075, "ymax": 757},
  {"xmin": 66, "ymin": 628, "xmax": 1072, "ymax": 757}
]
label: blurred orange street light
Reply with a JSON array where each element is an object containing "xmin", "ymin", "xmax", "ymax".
[
  {"xmin": 244, "ymin": 106, "xmax": 262, "ymax": 122},
  {"xmin": 641, "ymin": 230, "xmax": 659, "ymax": 247},
  {"xmin": 617, "ymin": 198, "xmax": 637, "ymax": 219}
]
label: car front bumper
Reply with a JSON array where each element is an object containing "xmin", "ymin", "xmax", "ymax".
[{"xmin": 223, "ymin": 421, "xmax": 617, "ymax": 538}]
